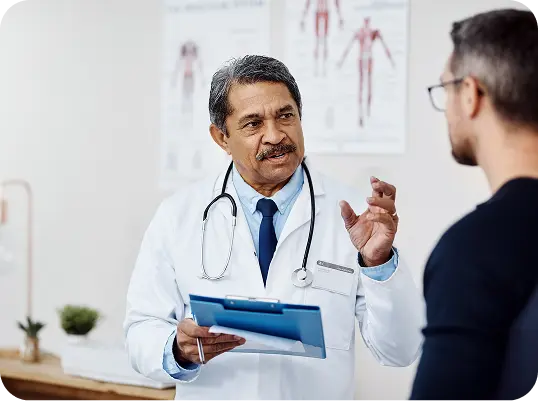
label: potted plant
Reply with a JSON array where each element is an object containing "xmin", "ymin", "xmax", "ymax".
[
  {"xmin": 17, "ymin": 316, "xmax": 45, "ymax": 362},
  {"xmin": 58, "ymin": 305, "xmax": 101, "ymax": 344}
]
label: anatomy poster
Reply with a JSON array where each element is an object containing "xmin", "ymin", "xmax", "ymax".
[
  {"xmin": 160, "ymin": 0, "xmax": 271, "ymax": 190},
  {"xmin": 284, "ymin": 0, "xmax": 408, "ymax": 154}
]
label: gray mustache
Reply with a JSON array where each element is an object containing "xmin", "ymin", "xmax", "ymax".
[{"xmin": 256, "ymin": 143, "xmax": 297, "ymax": 161}]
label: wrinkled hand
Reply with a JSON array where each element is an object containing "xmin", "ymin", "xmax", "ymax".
[
  {"xmin": 340, "ymin": 177, "xmax": 399, "ymax": 266},
  {"xmin": 174, "ymin": 318, "xmax": 245, "ymax": 364}
]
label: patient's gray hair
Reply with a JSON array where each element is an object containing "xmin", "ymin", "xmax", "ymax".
[
  {"xmin": 449, "ymin": 9, "xmax": 538, "ymax": 129},
  {"xmin": 208, "ymin": 55, "xmax": 302, "ymax": 135}
]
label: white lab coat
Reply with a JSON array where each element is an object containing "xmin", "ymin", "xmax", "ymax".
[{"xmin": 124, "ymin": 161, "xmax": 424, "ymax": 400}]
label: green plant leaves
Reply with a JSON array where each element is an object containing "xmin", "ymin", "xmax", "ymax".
[
  {"xmin": 17, "ymin": 316, "xmax": 45, "ymax": 338},
  {"xmin": 58, "ymin": 305, "xmax": 100, "ymax": 335}
]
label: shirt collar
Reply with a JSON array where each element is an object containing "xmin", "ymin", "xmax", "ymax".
[{"xmin": 232, "ymin": 164, "xmax": 304, "ymax": 215}]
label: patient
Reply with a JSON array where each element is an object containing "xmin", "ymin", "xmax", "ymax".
[{"xmin": 411, "ymin": 8, "xmax": 538, "ymax": 400}]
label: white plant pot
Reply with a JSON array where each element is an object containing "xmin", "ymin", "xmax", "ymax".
[{"xmin": 66, "ymin": 334, "xmax": 89, "ymax": 345}]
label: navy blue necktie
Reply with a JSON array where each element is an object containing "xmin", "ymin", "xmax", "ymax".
[{"xmin": 256, "ymin": 198, "xmax": 278, "ymax": 286}]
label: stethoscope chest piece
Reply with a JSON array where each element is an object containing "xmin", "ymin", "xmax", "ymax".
[{"xmin": 291, "ymin": 268, "xmax": 314, "ymax": 288}]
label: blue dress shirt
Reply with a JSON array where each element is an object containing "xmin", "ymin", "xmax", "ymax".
[
  {"xmin": 162, "ymin": 164, "xmax": 398, "ymax": 379},
  {"xmin": 232, "ymin": 163, "xmax": 304, "ymax": 256}
]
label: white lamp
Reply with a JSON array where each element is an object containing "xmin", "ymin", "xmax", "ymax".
[
  {"xmin": 0, "ymin": 231, "xmax": 15, "ymax": 271},
  {"xmin": 0, "ymin": 180, "xmax": 34, "ymax": 319}
]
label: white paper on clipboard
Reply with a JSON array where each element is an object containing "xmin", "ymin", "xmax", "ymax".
[{"xmin": 208, "ymin": 325, "xmax": 305, "ymax": 353}]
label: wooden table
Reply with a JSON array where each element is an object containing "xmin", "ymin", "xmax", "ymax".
[{"xmin": 0, "ymin": 349, "xmax": 175, "ymax": 400}]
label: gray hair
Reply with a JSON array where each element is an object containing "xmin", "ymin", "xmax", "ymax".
[
  {"xmin": 450, "ymin": 9, "xmax": 538, "ymax": 129},
  {"xmin": 208, "ymin": 55, "xmax": 302, "ymax": 135}
]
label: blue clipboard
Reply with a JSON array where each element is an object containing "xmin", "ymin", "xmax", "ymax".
[{"xmin": 189, "ymin": 294, "xmax": 326, "ymax": 359}]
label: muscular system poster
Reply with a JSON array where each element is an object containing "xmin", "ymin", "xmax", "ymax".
[{"xmin": 284, "ymin": 0, "xmax": 408, "ymax": 154}]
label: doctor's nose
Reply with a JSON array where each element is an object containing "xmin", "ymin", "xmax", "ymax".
[{"xmin": 261, "ymin": 121, "xmax": 286, "ymax": 145}]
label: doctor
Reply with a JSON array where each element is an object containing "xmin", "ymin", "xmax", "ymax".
[{"xmin": 124, "ymin": 55, "xmax": 423, "ymax": 399}]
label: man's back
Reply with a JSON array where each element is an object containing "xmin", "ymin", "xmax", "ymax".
[
  {"xmin": 497, "ymin": 283, "xmax": 538, "ymax": 398},
  {"xmin": 411, "ymin": 178, "xmax": 538, "ymax": 399}
]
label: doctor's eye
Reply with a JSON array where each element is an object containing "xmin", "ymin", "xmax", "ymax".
[
  {"xmin": 279, "ymin": 113, "xmax": 294, "ymax": 119},
  {"xmin": 244, "ymin": 120, "xmax": 262, "ymax": 129}
]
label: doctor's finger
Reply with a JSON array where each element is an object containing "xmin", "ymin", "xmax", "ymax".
[
  {"xmin": 367, "ymin": 213, "xmax": 397, "ymax": 228},
  {"xmin": 370, "ymin": 177, "xmax": 383, "ymax": 198},
  {"xmin": 339, "ymin": 200, "xmax": 359, "ymax": 230},
  {"xmin": 181, "ymin": 334, "xmax": 244, "ymax": 346},
  {"xmin": 180, "ymin": 344, "xmax": 202, "ymax": 362},
  {"xmin": 203, "ymin": 340, "xmax": 245, "ymax": 355},
  {"xmin": 179, "ymin": 319, "xmax": 216, "ymax": 338},
  {"xmin": 179, "ymin": 343, "xmax": 239, "ymax": 365},
  {"xmin": 371, "ymin": 180, "xmax": 397, "ymax": 200},
  {"xmin": 206, "ymin": 334, "xmax": 244, "ymax": 344},
  {"xmin": 366, "ymin": 197, "xmax": 396, "ymax": 215}
]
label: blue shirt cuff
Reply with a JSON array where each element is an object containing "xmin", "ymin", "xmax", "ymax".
[
  {"xmin": 163, "ymin": 330, "xmax": 200, "ymax": 380},
  {"xmin": 358, "ymin": 248, "xmax": 398, "ymax": 281}
]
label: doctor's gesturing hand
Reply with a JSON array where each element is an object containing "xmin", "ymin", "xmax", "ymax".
[
  {"xmin": 174, "ymin": 319, "xmax": 246, "ymax": 364},
  {"xmin": 339, "ymin": 177, "xmax": 398, "ymax": 267}
]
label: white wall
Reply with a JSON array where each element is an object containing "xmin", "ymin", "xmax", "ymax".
[{"xmin": 0, "ymin": 0, "xmax": 529, "ymax": 399}]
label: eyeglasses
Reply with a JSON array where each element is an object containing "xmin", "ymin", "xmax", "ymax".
[
  {"xmin": 427, "ymin": 78, "xmax": 485, "ymax": 112},
  {"xmin": 427, "ymin": 78, "xmax": 464, "ymax": 112}
]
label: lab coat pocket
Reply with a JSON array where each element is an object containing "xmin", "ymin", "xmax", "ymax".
[{"xmin": 304, "ymin": 263, "xmax": 358, "ymax": 351}]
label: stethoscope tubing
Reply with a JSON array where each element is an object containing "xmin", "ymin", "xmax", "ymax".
[{"xmin": 200, "ymin": 159, "xmax": 315, "ymax": 283}]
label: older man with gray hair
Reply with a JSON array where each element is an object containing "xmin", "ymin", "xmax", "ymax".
[{"xmin": 124, "ymin": 55, "xmax": 423, "ymax": 399}]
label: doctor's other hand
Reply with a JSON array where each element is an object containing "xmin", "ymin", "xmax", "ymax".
[
  {"xmin": 174, "ymin": 318, "xmax": 246, "ymax": 365},
  {"xmin": 339, "ymin": 177, "xmax": 398, "ymax": 267}
]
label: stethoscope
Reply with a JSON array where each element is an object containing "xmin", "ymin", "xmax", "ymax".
[{"xmin": 200, "ymin": 160, "xmax": 315, "ymax": 288}]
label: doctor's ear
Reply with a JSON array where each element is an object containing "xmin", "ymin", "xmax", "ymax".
[{"xmin": 210, "ymin": 124, "xmax": 231, "ymax": 155}]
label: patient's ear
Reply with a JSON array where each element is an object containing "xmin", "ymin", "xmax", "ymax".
[
  {"xmin": 460, "ymin": 76, "xmax": 483, "ymax": 119},
  {"xmin": 210, "ymin": 124, "xmax": 231, "ymax": 155}
]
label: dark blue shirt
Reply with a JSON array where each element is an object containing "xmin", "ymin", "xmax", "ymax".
[{"xmin": 411, "ymin": 178, "xmax": 538, "ymax": 400}]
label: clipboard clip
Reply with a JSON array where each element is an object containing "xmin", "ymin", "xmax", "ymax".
[{"xmin": 225, "ymin": 295, "xmax": 280, "ymax": 303}]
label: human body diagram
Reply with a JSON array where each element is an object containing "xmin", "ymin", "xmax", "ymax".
[
  {"xmin": 300, "ymin": 0, "xmax": 344, "ymax": 77},
  {"xmin": 170, "ymin": 40, "xmax": 204, "ymax": 128},
  {"xmin": 337, "ymin": 17, "xmax": 395, "ymax": 127}
]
